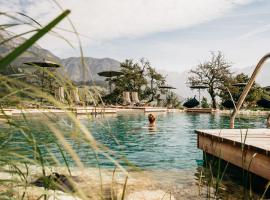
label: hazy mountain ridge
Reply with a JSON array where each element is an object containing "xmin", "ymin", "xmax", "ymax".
[
  {"xmin": 61, "ymin": 57, "xmax": 120, "ymax": 82},
  {"xmin": 0, "ymin": 30, "xmax": 61, "ymax": 64}
]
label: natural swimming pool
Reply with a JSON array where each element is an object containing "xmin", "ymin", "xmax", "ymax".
[
  {"xmin": 2, "ymin": 112, "xmax": 266, "ymax": 169},
  {"xmin": 1, "ymin": 112, "xmax": 267, "ymax": 198}
]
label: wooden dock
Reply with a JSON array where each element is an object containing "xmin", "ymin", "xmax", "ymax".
[
  {"xmin": 186, "ymin": 108, "xmax": 214, "ymax": 113},
  {"xmin": 75, "ymin": 107, "xmax": 117, "ymax": 115},
  {"xmin": 196, "ymin": 129, "xmax": 270, "ymax": 180}
]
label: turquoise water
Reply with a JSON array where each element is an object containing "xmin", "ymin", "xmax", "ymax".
[{"xmin": 2, "ymin": 112, "xmax": 266, "ymax": 170}]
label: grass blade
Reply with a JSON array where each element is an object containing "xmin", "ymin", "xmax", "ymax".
[{"xmin": 0, "ymin": 10, "xmax": 70, "ymax": 69}]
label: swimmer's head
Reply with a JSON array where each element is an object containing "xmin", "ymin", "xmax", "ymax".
[{"xmin": 148, "ymin": 114, "xmax": 156, "ymax": 124}]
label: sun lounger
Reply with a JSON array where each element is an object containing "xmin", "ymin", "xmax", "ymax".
[
  {"xmin": 70, "ymin": 87, "xmax": 81, "ymax": 105},
  {"xmin": 55, "ymin": 86, "xmax": 65, "ymax": 103},
  {"xmin": 123, "ymin": 91, "xmax": 132, "ymax": 105},
  {"xmin": 131, "ymin": 92, "xmax": 145, "ymax": 106}
]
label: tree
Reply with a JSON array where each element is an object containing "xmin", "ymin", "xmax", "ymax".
[
  {"xmin": 187, "ymin": 51, "xmax": 232, "ymax": 109},
  {"xmin": 201, "ymin": 97, "xmax": 210, "ymax": 108},
  {"xmin": 144, "ymin": 63, "xmax": 166, "ymax": 101},
  {"xmin": 112, "ymin": 59, "xmax": 148, "ymax": 93},
  {"xmin": 219, "ymin": 73, "xmax": 264, "ymax": 108},
  {"xmin": 164, "ymin": 91, "xmax": 182, "ymax": 108},
  {"xmin": 108, "ymin": 59, "xmax": 167, "ymax": 104}
]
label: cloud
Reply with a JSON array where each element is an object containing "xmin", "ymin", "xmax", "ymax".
[
  {"xmin": 0, "ymin": 0, "xmax": 254, "ymax": 56},
  {"xmin": 238, "ymin": 23, "xmax": 270, "ymax": 40}
]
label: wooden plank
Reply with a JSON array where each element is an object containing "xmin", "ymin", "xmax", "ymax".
[
  {"xmin": 198, "ymin": 134, "xmax": 270, "ymax": 180},
  {"xmin": 196, "ymin": 129, "xmax": 270, "ymax": 152},
  {"xmin": 186, "ymin": 108, "xmax": 213, "ymax": 113}
]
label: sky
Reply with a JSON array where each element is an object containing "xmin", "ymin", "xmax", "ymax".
[{"xmin": 1, "ymin": 0, "xmax": 270, "ymax": 72}]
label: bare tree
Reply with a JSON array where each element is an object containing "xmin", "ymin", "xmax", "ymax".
[{"xmin": 187, "ymin": 51, "xmax": 232, "ymax": 109}]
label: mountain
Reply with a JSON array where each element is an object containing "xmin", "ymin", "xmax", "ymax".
[
  {"xmin": 0, "ymin": 30, "xmax": 61, "ymax": 65},
  {"xmin": 61, "ymin": 57, "xmax": 120, "ymax": 83},
  {"xmin": 0, "ymin": 30, "xmax": 120, "ymax": 85}
]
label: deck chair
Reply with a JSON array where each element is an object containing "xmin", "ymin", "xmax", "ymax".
[
  {"xmin": 70, "ymin": 87, "xmax": 81, "ymax": 105},
  {"xmin": 78, "ymin": 87, "xmax": 95, "ymax": 106},
  {"xmin": 55, "ymin": 86, "xmax": 65, "ymax": 103},
  {"xmin": 123, "ymin": 91, "xmax": 132, "ymax": 105},
  {"xmin": 131, "ymin": 92, "xmax": 145, "ymax": 106},
  {"xmin": 131, "ymin": 92, "xmax": 139, "ymax": 104},
  {"xmin": 157, "ymin": 93, "xmax": 166, "ymax": 107}
]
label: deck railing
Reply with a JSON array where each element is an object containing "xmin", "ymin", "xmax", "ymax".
[{"xmin": 230, "ymin": 53, "xmax": 270, "ymax": 128}]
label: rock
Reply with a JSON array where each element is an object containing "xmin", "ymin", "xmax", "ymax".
[
  {"xmin": 32, "ymin": 172, "xmax": 76, "ymax": 192},
  {"xmin": 126, "ymin": 190, "xmax": 176, "ymax": 200}
]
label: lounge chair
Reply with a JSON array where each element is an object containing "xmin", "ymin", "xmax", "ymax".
[
  {"xmin": 131, "ymin": 92, "xmax": 146, "ymax": 106},
  {"xmin": 123, "ymin": 91, "xmax": 132, "ymax": 105},
  {"xmin": 70, "ymin": 87, "xmax": 81, "ymax": 105},
  {"xmin": 55, "ymin": 86, "xmax": 65, "ymax": 103}
]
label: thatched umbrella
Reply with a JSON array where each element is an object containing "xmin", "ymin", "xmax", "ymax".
[
  {"xmin": 97, "ymin": 70, "xmax": 123, "ymax": 93},
  {"xmin": 263, "ymin": 86, "xmax": 270, "ymax": 93},
  {"xmin": 232, "ymin": 82, "xmax": 247, "ymax": 87},
  {"xmin": 158, "ymin": 85, "xmax": 176, "ymax": 90},
  {"xmin": 24, "ymin": 61, "xmax": 61, "ymax": 103},
  {"xmin": 190, "ymin": 85, "xmax": 209, "ymax": 107}
]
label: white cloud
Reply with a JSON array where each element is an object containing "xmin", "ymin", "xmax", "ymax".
[
  {"xmin": 238, "ymin": 23, "xmax": 270, "ymax": 39},
  {"xmin": 1, "ymin": 0, "xmax": 254, "ymax": 56}
]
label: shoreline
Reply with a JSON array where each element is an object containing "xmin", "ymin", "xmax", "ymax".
[
  {"xmin": 0, "ymin": 165, "xmax": 248, "ymax": 200},
  {"xmin": 1, "ymin": 107, "xmax": 269, "ymax": 117}
]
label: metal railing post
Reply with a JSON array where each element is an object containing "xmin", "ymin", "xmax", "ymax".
[{"xmin": 230, "ymin": 53, "xmax": 270, "ymax": 128}]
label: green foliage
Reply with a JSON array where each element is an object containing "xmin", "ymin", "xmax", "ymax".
[
  {"xmin": 187, "ymin": 51, "xmax": 232, "ymax": 109},
  {"xmin": 220, "ymin": 73, "xmax": 265, "ymax": 108},
  {"xmin": 145, "ymin": 63, "xmax": 166, "ymax": 101},
  {"xmin": 0, "ymin": 10, "xmax": 70, "ymax": 70},
  {"xmin": 108, "ymin": 59, "xmax": 166, "ymax": 103},
  {"xmin": 201, "ymin": 97, "xmax": 210, "ymax": 108},
  {"xmin": 163, "ymin": 91, "xmax": 182, "ymax": 108}
]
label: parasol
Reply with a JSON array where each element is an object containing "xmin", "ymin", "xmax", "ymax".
[
  {"xmin": 263, "ymin": 86, "xmax": 270, "ymax": 93},
  {"xmin": 97, "ymin": 71, "xmax": 123, "ymax": 77},
  {"xmin": 24, "ymin": 61, "xmax": 61, "ymax": 103},
  {"xmin": 98, "ymin": 70, "xmax": 123, "ymax": 93},
  {"xmin": 190, "ymin": 84, "xmax": 209, "ymax": 107},
  {"xmin": 158, "ymin": 85, "xmax": 176, "ymax": 89},
  {"xmin": 232, "ymin": 82, "xmax": 247, "ymax": 87}
]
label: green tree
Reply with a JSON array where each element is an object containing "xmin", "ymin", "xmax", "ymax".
[
  {"xmin": 164, "ymin": 91, "xmax": 182, "ymax": 108},
  {"xmin": 220, "ymin": 73, "xmax": 264, "ymax": 108},
  {"xmin": 113, "ymin": 59, "xmax": 147, "ymax": 93},
  {"xmin": 144, "ymin": 61, "xmax": 166, "ymax": 101},
  {"xmin": 187, "ymin": 51, "xmax": 232, "ymax": 109},
  {"xmin": 109, "ymin": 59, "xmax": 167, "ymax": 104},
  {"xmin": 201, "ymin": 97, "xmax": 210, "ymax": 108}
]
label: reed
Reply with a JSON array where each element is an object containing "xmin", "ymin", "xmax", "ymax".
[{"xmin": 0, "ymin": 5, "xmax": 132, "ymax": 199}]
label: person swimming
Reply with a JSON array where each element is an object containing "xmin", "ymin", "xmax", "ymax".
[{"xmin": 148, "ymin": 113, "xmax": 156, "ymax": 127}]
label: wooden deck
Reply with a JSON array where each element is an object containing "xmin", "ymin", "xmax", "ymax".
[
  {"xmin": 186, "ymin": 108, "xmax": 214, "ymax": 113},
  {"xmin": 196, "ymin": 129, "xmax": 270, "ymax": 180}
]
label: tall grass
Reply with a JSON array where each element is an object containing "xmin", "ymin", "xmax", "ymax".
[{"xmin": 0, "ymin": 6, "xmax": 132, "ymax": 200}]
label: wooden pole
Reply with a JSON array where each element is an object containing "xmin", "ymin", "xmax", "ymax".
[{"xmin": 230, "ymin": 53, "xmax": 270, "ymax": 128}]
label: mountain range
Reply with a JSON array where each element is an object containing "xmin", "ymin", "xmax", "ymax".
[{"xmin": 1, "ymin": 30, "xmax": 270, "ymax": 99}]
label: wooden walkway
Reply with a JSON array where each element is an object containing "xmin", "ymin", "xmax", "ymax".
[
  {"xmin": 196, "ymin": 129, "xmax": 270, "ymax": 180},
  {"xmin": 186, "ymin": 108, "xmax": 214, "ymax": 113}
]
